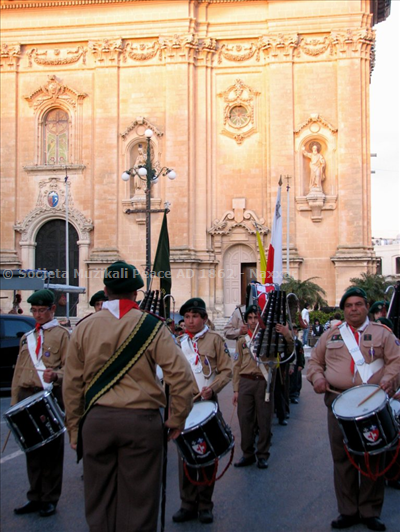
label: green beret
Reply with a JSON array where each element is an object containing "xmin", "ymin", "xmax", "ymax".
[
  {"xmin": 179, "ymin": 297, "xmax": 207, "ymax": 316},
  {"xmin": 89, "ymin": 290, "xmax": 108, "ymax": 307},
  {"xmin": 377, "ymin": 317, "xmax": 394, "ymax": 331},
  {"xmin": 339, "ymin": 287, "xmax": 367, "ymax": 310},
  {"xmin": 27, "ymin": 289, "xmax": 55, "ymax": 306},
  {"xmin": 369, "ymin": 301, "xmax": 388, "ymax": 315},
  {"xmin": 244, "ymin": 305, "xmax": 258, "ymax": 321},
  {"xmin": 103, "ymin": 261, "xmax": 144, "ymax": 294}
]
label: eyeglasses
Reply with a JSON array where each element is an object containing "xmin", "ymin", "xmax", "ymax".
[{"xmin": 30, "ymin": 307, "xmax": 51, "ymax": 315}]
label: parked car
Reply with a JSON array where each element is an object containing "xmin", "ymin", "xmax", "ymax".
[{"xmin": 0, "ymin": 314, "xmax": 36, "ymax": 392}]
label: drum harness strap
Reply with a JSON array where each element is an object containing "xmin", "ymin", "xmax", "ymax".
[
  {"xmin": 76, "ymin": 312, "xmax": 163, "ymax": 462},
  {"xmin": 339, "ymin": 322, "xmax": 383, "ymax": 383},
  {"xmin": 183, "ymin": 444, "xmax": 235, "ymax": 487},
  {"xmin": 344, "ymin": 438, "xmax": 400, "ymax": 481}
]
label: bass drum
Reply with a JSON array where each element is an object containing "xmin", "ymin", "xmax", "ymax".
[
  {"xmin": 4, "ymin": 390, "xmax": 66, "ymax": 453},
  {"xmin": 332, "ymin": 384, "xmax": 398, "ymax": 455},
  {"xmin": 175, "ymin": 401, "xmax": 234, "ymax": 468}
]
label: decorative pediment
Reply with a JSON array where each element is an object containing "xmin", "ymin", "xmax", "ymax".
[
  {"xmin": 294, "ymin": 114, "xmax": 338, "ymax": 135},
  {"xmin": 14, "ymin": 177, "xmax": 93, "ymax": 242},
  {"xmin": 208, "ymin": 199, "xmax": 269, "ymax": 236},
  {"xmin": 24, "ymin": 75, "xmax": 88, "ymax": 111},
  {"xmin": 120, "ymin": 116, "xmax": 163, "ymax": 141}
]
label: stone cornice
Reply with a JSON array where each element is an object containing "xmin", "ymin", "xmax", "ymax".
[{"xmin": 0, "ymin": 0, "xmax": 263, "ymax": 9}]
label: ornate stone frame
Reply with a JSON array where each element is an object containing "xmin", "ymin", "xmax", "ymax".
[
  {"xmin": 24, "ymin": 75, "xmax": 87, "ymax": 168},
  {"xmin": 14, "ymin": 177, "xmax": 93, "ymax": 289}
]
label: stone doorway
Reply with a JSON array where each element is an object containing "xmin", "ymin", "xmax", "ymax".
[{"xmin": 223, "ymin": 244, "xmax": 256, "ymax": 317}]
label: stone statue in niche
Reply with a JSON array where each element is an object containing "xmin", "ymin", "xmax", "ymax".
[
  {"xmin": 132, "ymin": 143, "xmax": 147, "ymax": 193},
  {"xmin": 302, "ymin": 142, "xmax": 326, "ymax": 193}
]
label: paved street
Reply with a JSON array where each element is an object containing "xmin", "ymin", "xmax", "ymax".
[{"xmin": 1, "ymin": 370, "xmax": 399, "ymax": 532}]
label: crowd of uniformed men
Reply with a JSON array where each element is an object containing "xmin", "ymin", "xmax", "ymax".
[{"xmin": 8, "ymin": 261, "xmax": 400, "ymax": 532}]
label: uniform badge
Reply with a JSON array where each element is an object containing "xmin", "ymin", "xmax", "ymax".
[
  {"xmin": 369, "ymin": 346, "xmax": 375, "ymax": 358},
  {"xmin": 22, "ymin": 339, "xmax": 27, "ymax": 346},
  {"xmin": 395, "ymin": 339, "xmax": 400, "ymax": 346},
  {"xmin": 233, "ymin": 352, "xmax": 239, "ymax": 361},
  {"xmin": 44, "ymin": 351, "xmax": 51, "ymax": 358},
  {"xmin": 363, "ymin": 334, "xmax": 372, "ymax": 341},
  {"xmin": 331, "ymin": 335, "xmax": 342, "ymax": 342},
  {"xmin": 224, "ymin": 343, "xmax": 231, "ymax": 356}
]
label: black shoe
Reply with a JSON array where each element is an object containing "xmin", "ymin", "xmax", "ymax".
[
  {"xmin": 39, "ymin": 503, "xmax": 56, "ymax": 517},
  {"xmin": 360, "ymin": 517, "xmax": 386, "ymax": 531},
  {"xmin": 172, "ymin": 508, "xmax": 197, "ymax": 523},
  {"xmin": 386, "ymin": 479, "xmax": 400, "ymax": 490},
  {"xmin": 14, "ymin": 501, "xmax": 41, "ymax": 515},
  {"xmin": 257, "ymin": 458, "xmax": 269, "ymax": 469},
  {"xmin": 331, "ymin": 514, "xmax": 360, "ymax": 529},
  {"xmin": 291, "ymin": 398, "xmax": 299, "ymax": 404},
  {"xmin": 278, "ymin": 420, "xmax": 288, "ymax": 426},
  {"xmin": 198, "ymin": 509, "xmax": 213, "ymax": 524},
  {"xmin": 234, "ymin": 455, "xmax": 256, "ymax": 468}
]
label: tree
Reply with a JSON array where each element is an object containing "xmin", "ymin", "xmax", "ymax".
[
  {"xmin": 281, "ymin": 275, "xmax": 328, "ymax": 311},
  {"xmin": 346, "ymin": 272, "xmax": 393, "ymax": 305}
]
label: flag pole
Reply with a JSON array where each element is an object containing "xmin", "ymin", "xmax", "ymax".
[{"xmin": 285, "ymin": 175, "xmax": 291, "ymax": 276}]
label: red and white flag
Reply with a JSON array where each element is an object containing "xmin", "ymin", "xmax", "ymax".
[{"xmin": 265, "ymin": 178, "xmax": 283, "ymax": 286}]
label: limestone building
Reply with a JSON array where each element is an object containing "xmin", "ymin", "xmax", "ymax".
[{"xmin": 0, "ymin": 0, "xmax": 391, "ymax": 317}]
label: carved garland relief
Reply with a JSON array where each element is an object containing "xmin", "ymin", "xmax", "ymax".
[{"xmin": 1, "ymin": 28, "xmax": 375, "ymax": 71}]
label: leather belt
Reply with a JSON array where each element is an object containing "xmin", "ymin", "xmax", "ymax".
[{"xmin": 241, "ymin": 374, "xmax": 264, "ymax": 381}]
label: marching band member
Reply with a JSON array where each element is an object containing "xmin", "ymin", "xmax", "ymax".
[
  {"xmin": 12, "ymin": 289, "xmax": 69, "ymax": 518},
  {"xmin": 173, "ymin": 297, "xmax": 232, "ymax": 525},
  {"xmin": 63, "ymin": 261, "xmax": 193, "ymax": 532},
  {"xmin": 307, "ymin": 287, "xmax": 400, "ymax": 531}
]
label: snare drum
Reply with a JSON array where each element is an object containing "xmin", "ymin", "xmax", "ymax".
[
  {"xmin": 332, "ymin": 384, "xmax": 399, "ymax": 455},
  {"xmin": 175, "ymin": 401, "xmax": 234, "ymax": 468},
  {"xmin": 4, "ymin": 390, "xmax": 66, "ymax": 453}
]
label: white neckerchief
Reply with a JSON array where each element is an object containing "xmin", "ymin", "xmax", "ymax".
[
  {"xmin": 339, "ymin": 319, "xmax": 383, "ymax": 383},
  {"xmin": 26, "ymin": 319, "xmax": 59, "ymax": 390}
]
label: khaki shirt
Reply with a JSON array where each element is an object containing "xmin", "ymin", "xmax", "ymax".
[
  {"xmin": 63, "ymin": 308, "xmax": 194, "ymax": 445},
  {"xmin": 180, "ymin": 330, "xmax": 233, "ymax": 395},
  {"xmin": 11, "ymin": 324, "xmax": 70, "ymax": 405},
  {"xmin": 223, "ymin": 307, "xmax": 245, "ymax": 340},
  {"xmin": 307, "ymin": 321, "xmax": 400, "ymax": 391},
  {"xmin": 232, "ymin": 335, "xmax": 264, "ymax": 392}
]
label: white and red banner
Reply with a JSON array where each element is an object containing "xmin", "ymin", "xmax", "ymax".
[{"xmin": 265, "ymin": 179, "xmax": 283, "ymax": 286}]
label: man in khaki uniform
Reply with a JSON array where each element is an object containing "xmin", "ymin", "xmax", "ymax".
[
  {"xmin": 63, "ymin": 261, "xmax": 194, "ymax": 532},
  {"xmin": 173, "ymin": 297, "xmax": 232, "ymax": 525},
  {"xmin": 307, "ymin": 287, "xmax": 400, "ymax": 532},
  {"xmin": 233, "ymin": 305, "xmax": 294, "ymax": 469},
  {"xmin": 12, "ymin": 289, "xmax": 69, "ymax": 518}
]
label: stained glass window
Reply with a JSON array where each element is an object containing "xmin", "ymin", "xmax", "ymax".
[
  {"xmin": 44, "ymin": 109, "xmax": 69, "ymax": 164},
  {"xmin": 229, "ymin": 106, "xmax": 249, "ymax": 127}
]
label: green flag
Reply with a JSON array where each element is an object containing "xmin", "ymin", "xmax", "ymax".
[{"xmin": 153, "ymin": 210, "xmax": 171, "ymax": 315}]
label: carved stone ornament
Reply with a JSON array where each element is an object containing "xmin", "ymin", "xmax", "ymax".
[
  {"xmin": 208, "ymin": 199, "xmax": 269, "ymax": 236},
  {"xmin": 14, "ymin": 177, "xmax": 93, "ymax": 243},
  {"xmin": 24, "ymin": 75, "xmax": 88, "ymax": 111},
  {"xmin": 120, "ymin": 116, "xmax": 163, "ymax": 141},
  {"xmin": 0, "ymin": 43, "xmax": 21, "ymax": 69},
  {"xmin": 28, "ymin": 47, "xmax": 87, "ymax": 67},
  {"xmin": 218, "ymin": 79, "xmax": 260, "ymax": 144},
  {"xmin": 294, "ymin": 114, "xmax": 338, "ymax": 135},
  {"xmin": 299, "ymin": 36, "xmax": 331, "ymax": 57},
  {"xmin": 88, "ymin": 38, "xmax": 123, "ymax": 64}
]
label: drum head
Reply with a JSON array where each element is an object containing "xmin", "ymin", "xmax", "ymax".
[
  {"xmin": 333, "ymin": 385, "xmax": 386, "ymax": 419},
  {"xmin": 5, "ymin": 390, "xmax": 49, "ymax": 414},
  {"xmin": 183, "ymin": 401, "xmax": 217, "ymax": 431}
]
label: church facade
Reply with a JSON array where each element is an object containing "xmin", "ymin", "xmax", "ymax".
[{"xmin": 0, "ymin": 0, "xmax": 390, "ymax": 317}]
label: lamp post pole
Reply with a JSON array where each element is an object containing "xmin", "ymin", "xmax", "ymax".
[
  {"xmin": 122, "ymin": 129, "xmax": 176, "ymax": 290},
  {"xmin": 285, "ymin": 174, "xmax": 291, "ymax": 276},
  {"xmin": 65, "ymin": 168, "xmax": 70, "ymax": 321}
]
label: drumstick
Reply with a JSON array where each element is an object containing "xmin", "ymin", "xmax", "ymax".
[
  {"xmin": 357, "ymin": 386, "xmax": 382, "ymax": 407},
  {"xmin": 326, "ymin": 387, "xmax": 340, "ymax": 395},
  {"xmin": 2, "ymin": 430, "xmax": 11, "ymax": 453},
  {"xmin": 193, "ymin": 381, "xmax": 219, "ymax": 401}
]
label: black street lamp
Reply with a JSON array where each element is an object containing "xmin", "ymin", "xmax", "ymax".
[{"xmin": 122, "ymin": 128, "xmax": 176, "ymax": 289}]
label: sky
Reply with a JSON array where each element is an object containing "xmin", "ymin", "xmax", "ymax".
[{"xmin": 370, "ymin": 0, "xmax": 400, "ymax": 239}]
